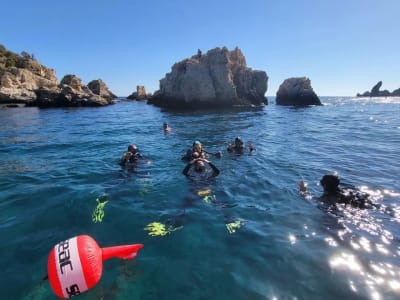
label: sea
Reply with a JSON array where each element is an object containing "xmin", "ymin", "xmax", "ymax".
[{"xmin": 0, "ymin": 96, "xmax": 399, "ymax": 300}]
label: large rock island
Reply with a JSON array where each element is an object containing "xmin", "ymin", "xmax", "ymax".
[
  {"xmin": 276, "ymin": 77, "xmax": 321, "ymax": 106},
  {"xmin": 356, "ymin": 81, "xmax": 400, "ymax": 97},
  {"xmin": 0, "ymin": 44, "xmax": 116, "ymax": 107},
  {"xmin": 149, "ymin": 47, "xmax": 268, "ymax": 109}
]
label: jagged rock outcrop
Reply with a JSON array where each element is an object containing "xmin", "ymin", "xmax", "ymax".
[
  {"xmin": 148, "ymin": 47, "xmax": 268, "ymax": 108},
  {"xmin": 392, "ymin": 88, "xmax": 400, "ymax": 96},
  {"xmin": 371, "ymin": 81, "xmax": 383, "ymax": 96},
  {"xmin": 30, "ymin": 75, "xmax": 115, "ymax": 107},
  {"xmin": 276, "ymin": 77, "xmax": 321, "ymax": 106},
  {"xmin": 0, "ymin": 44, "xmax": 116, "ymax": 107},
  {"xmin": 0, "ymin": 47, "xmax": 58, "ymax": 103},
  {"xmin": 357, "ymin": 81, "xmax": 400, "ymax": 97},
  {"xmin": 127, "ymin": 85, "xmax": 152, "ymax": 100},
  {"xmin": 88, "ymin": 79, "xmax": 117, "ymax": 100}
]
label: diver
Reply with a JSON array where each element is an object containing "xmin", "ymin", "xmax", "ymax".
[
  {"xmin": 119, "ymin": 144, "xmax": 143, "ymax": 167},
  {"xmin": 143, "ymin": 155, "xmax": 245, "ymax": 237},
  {"xmin": 227, "ymin": 137, "xmax": 255, "ymax": 154},
  {"xmin": 182, "ymin": 156, "xmax": 220, "ymax": 180},
  {"xmin": 299, "ymin": 174, "xmax": 376, "ymax": 209},
  {"xmin": 181, "ymin": 140, "xmax": 209, "ymax": 161},
  {"xmin": 163, "ymin": 122, "xmax": 171, "ymax": 132}
]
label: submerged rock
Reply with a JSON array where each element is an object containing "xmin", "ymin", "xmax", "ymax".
[
  {"xmin": 149, "ymin": 47, "xmax": 268, "ymax": 109},
  {"xmin": 276, "ymin": 77, "xmax": 321, "ymax": 106}
]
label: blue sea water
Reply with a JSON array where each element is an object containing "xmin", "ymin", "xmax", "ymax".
[{"xmin": 0, "ymin": 97, "xmax": 399, "ymax": 300}]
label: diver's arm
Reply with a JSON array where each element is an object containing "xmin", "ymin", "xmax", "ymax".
[
  {"xmin": 181, "ymin": 149, "xmax": 192, "ymax": 161},
  {"xmin": 208, "ymin": 162, "xmax": 220, "ymax": 176},
  {"xmin": 201, "ymin": 150, "xmax": 209, "ymax": 159},
  {"xmin": 119, "ymin": 152, "xmax": 130, "ymax": 166},
  {"xmin": 299, "ymin": 180, "xmax": 313, "ymax": 200},
  {"xmin": 182, "ymin": 161, "xmax": 194, "ymax": 176},
  {"xmin": 248, "ymin": 142, "xmax": 255, "ymax": 152},
  {"xmin": 299, "ymin": 180, "xmax": 307, "ymax": 193}
]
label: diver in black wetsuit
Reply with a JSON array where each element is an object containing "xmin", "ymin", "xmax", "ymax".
[
  {"xmin": 181, "ymin": 140, "xmax": 209, "ymax": 161},
  {"xmin": 144, "ymin": 154, "xmax": 240, "ymax": 235},
  {"xmin": 300, "ymin": 174, "xmax": 375, "ymax": 209},
  {"xmin": 182, "ymin": 157, "xmax": 220, "ymax": 181},
  {"xmin": 227, "ymin": 137, "xmax": 255, "ymax": 154},
  {"xmin": 119, "ymin": 144, "xmax": 143, "ymax": 166}
]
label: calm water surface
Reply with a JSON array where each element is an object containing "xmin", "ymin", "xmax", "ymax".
[{"xmin": 0, "ymin": 97, "xmax": 399, "ymax": 299}]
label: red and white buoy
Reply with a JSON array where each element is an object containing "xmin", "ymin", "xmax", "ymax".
[{"xmin": 47, "ymin": 235, "xmax": 143, "ymax": 298}]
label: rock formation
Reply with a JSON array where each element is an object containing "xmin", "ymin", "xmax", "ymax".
[
  {"xmin": 87, "ymin": 79, "xmax": 117, "ymax": 100},
  {"xmin": 392, "ymin": 88, "xmax": 400, "ymax": 96},
  {"xmin": 0, "ymin": 46, "xmax": 58, "ymax": 103},
  {"xmin": 127, "ymin": 85, "xmax": 151, "ymax": 100},
  {"xmin": 356, "ymin": 81, "xmax": 400, "ymax": 97},
  {"xmin": 0, "ymin": 44, "xmax": 116, "ymax": 107},
  {"xmin": 31, "ymin": 75, "xmax": 115, "ymax": 107},
  {"xmin": 149, "ymin": 47, "xmax": 268, "ymax": 108},
  {"xmin": 276, "ymin": 77, "xmax": 321, "ymax": 106}
]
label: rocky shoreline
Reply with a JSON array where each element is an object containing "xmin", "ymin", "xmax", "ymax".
[
  {"xmin": 0, "ymin": 45, "xmax": 116, "ymax": 107},
  {"xmin": 1, "ymin": 44, "xmax": 326, "ymax": 109}
]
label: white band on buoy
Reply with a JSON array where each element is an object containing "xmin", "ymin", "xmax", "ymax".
[{"xmin": 54, "ymin": 236, "xmax": 88, "ymax": 298}]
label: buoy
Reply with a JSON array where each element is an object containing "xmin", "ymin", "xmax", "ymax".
[{"xmin": 47, "ymin": 235, "xmax": 143, "ymax": 298}]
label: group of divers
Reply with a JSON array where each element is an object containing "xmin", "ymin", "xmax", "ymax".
[{"xmin": 94, "ymin": 122, "xmax": 383, "ymax": 235}]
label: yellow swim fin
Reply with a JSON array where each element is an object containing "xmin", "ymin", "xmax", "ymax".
[
  {"xmin": 144, "ymin": 222, "xmax": 183, "ymax": 236},
  {"xmin": 197, "ymin": 189, "xmax": 212, "ymax": 197},
  {"xmin": 226, "ymin": 220, "xmax": 243, "ymax": 234},
  {"xmin": 92, "ymin": 197, "xmax": 108, "ymax": 223}
]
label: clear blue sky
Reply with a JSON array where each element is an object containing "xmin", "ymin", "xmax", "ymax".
[{"xmin": 1, "ymin": 0, "xmax": 399, "ymax": 96}]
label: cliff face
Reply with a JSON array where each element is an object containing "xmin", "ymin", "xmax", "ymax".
[
  {"xmin": 0, "ymin": 47, "xmax": 58, "ymax": 103},
  {"xmin": 0, "ymin": 45, "xmax": 116, "ymax": 107},
  {"xmin": 149, "ymin": 47, "xmax": 268, "ymax": 108}
]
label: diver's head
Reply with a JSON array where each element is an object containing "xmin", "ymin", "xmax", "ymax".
[
  {"xmin": 163, "ymin": 122, "xmax": 168, "ymax": 129},
  {"xmin": 128, "ymin": 144, "xmax": 138, "ymax": 154},
  {"xmin": 234, "ymin": 137, "xmax": 243, "ymax": 147},
  {"xmin": 194, "ymin": 160, "xmax": 205, "ymax": 172},
  {"xmin": 193, "ymin": 141, "xmax": 202, "ymax": 152},
  {"xmin": 320, "ymin": 174, "xmax": 340, "ymax": 194},
  {"xmin": 192, "ymin": 151, "xmax": 200, "ymax": 159}
]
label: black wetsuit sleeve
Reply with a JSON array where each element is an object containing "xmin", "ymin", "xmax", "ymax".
[
  {"xmin": 119, "ymin": 154, "xmax": 128, "ymax": 166},
  {"xmin": 182, "ymin": 163, "xmax": 192, "ymax": 176},
  {"xmin": 208, "ymin": 162, "xmax": 220, "ymax": 176}
]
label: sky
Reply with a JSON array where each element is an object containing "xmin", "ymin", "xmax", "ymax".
[{"xmin": 1, "ymin": 0, "xmax": 399, "ymax": 96}]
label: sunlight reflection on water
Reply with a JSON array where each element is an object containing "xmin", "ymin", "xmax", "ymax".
[{"xmin": 325, "ymin": 185, "xmax": 400, "ymax": 299}]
